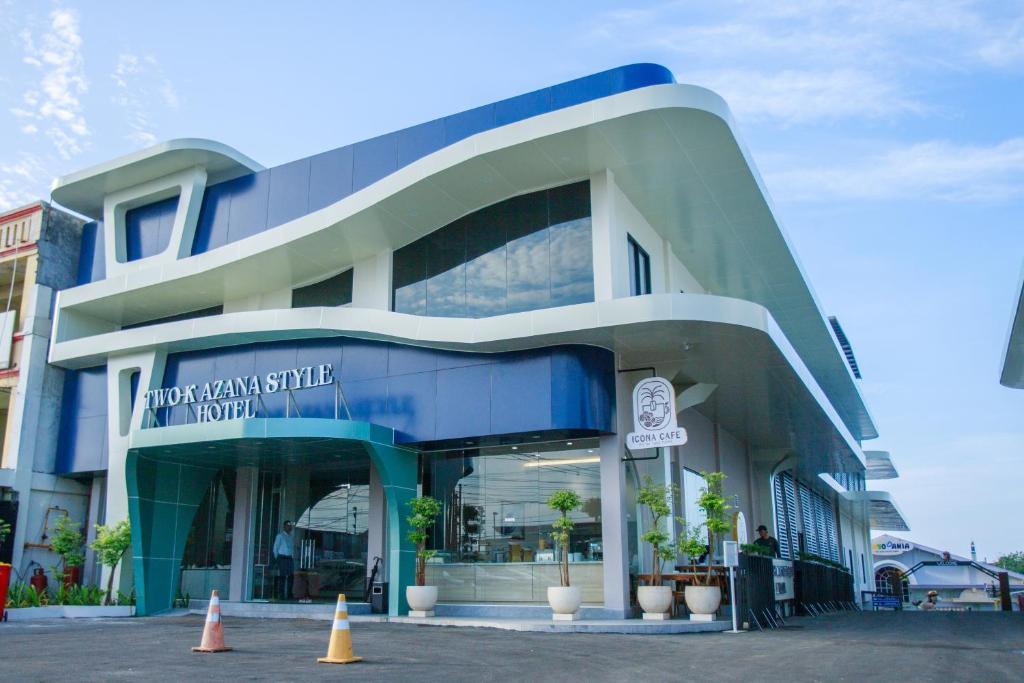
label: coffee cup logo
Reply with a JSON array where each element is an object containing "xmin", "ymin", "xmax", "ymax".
[{"xmin": 627, "ymin": 377, "xmax": 687, "ymax": 449}]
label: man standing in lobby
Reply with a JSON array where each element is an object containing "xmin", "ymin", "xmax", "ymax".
[{"xmin": 273, "ymin": 520, "xmax": 296, "ymax": 600}]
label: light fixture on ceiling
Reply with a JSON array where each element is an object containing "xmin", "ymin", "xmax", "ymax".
[
  {"xmin": 524, "ymin": 456, "xmax": 600, "ymax": 468},
  {"xmin": 566, "ymin": 442, "xmax": 573, "ymax": 446}
]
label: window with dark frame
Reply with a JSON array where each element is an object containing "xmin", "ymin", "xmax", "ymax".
[{"xmin": 627, "ymin": 235, "xmax": 651, "ymax": 296}]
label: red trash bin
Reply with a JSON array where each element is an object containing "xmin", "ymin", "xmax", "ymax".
[{"xmin": 0, "ymin": 563, "xmax": 11, "ymax": 621}]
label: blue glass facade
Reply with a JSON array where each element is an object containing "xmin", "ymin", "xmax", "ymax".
[
  {"xmin": 393, "ymin": 181, "xmax": 593, "ymax": 317},
  {"xmin": 74, "ymin": 64, "xmax": 674, "ymax": 285},
  {"xmin": 151, "ymin": 338, "xmax": 614, "ymax": 448}
]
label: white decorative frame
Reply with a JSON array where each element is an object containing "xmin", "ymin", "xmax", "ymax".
[{"xmin": 102, "ymin": 166, "xmax": 208, "ymax": 277}]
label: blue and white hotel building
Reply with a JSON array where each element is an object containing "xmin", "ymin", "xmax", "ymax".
[{"xmin": 46, "ymin": 64, "xmax": 904, "ymax": 617}]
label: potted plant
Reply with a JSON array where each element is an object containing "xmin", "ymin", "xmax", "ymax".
[
  {"xmin": 546, "ymin": 489, "xmax": 583, "ymax": 620},
  {"xmin": 91, "ymin": 520, "xmax": 131, "ymax": 605},
  {"xmin": 677, "ymin": 471, "xmax": 732, "ymax": 620},
  {"xmin": 406, "ymin": 495, "xmax": 442, "ymax": 616},
  {"xmin": 50, "ymin": 515, "xmax": 85, "ymax": 589},
  {"xmin": 636, "ymin": 477, "xmax": 679, "ymax": 620}
]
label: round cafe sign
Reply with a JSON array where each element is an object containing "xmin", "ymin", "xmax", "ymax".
[{"xmin": 626, "ymin": 377, "xmax": 688, "ymax": 449}]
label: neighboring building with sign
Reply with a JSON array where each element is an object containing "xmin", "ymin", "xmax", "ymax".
[
  {"xmin": 872, "ymin": 534, "xmax": 1024, "ymax": 610},
  {"xmin": 33, "ymin": 64, "xmax": 903, "ymax": 617}
]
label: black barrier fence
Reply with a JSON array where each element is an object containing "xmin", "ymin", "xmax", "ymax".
[
  {"xmin": 736, "ymin": 553, "xmax": 776, "ymax": 625},
  {"xmin": 794, "ymin": 559, "xmax": 854, "ymax": 614}
]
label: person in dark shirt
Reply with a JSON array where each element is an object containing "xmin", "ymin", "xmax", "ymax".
[{"xmin": 753, "ymin": 525, "xmax": 781, "ymax": 558}]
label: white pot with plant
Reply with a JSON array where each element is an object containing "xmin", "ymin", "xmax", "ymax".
[
  {"xmin": 636, "ymin": 477, "xmax": 679, "ymax": 620},
  {"xmin": 546, "ymin": 489, "xmax": 583, "ymax": 620},
  {"xmin": 678, "ymin": 471, "xmax": 733, "ymax": 621},
  {"xmin": 405, "ymin": 496, "xmax": 442, "ymax": 617}
]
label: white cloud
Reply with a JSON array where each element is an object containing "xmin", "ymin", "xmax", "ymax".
[
  {"xmin": 0, "ymin": 155, "xmax": 46, "ymax": 211},
  {"xmin": 765, "ymin": 137, "xmax": 1024, "ymax": 202},
  {"xmin": 110, "ymin": 51, "xmax": 180, "ymax": 148},
  {"xmin": 12, "ymin": 8, "xmax": 90, "ymax": 159},
  {"xmin": 689, "ymin": 68, "xmax": 926, "ymax": 124},
  {"xmin": 585, "ymin": 1, "xmax": 1024, "ymax": 124}
]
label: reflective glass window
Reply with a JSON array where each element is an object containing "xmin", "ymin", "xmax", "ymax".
[
  {"xmin": 292, "ymin": 269, "xmax": 353, "ymax": 308},
  {"xmin": 393, "ymin": 181, "xmax": 593, "ymax": 317},
  {"xmin": 420, "ymin": 440, "xmax": 603, "ymax": 603}
]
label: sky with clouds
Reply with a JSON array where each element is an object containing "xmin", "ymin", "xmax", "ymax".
[{"xmin": 1, "ymin": 1, "xmax": 1022, "ymax": 560}]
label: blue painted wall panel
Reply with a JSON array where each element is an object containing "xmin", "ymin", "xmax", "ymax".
[
  {"xmin": 308, "ymin": 146, "xmax": 354, "ymax": 213},
  {"xmin": 386, "ymin": 370, "xmax": 436, "ymax": 442},
  {"xmin": 125, "ymin": 196, "xmax": 177, "ymax": 262},
  {"xmin": 494, "ymin": 87, "xmax": 553, "ymax": 127},
  {"xmin": 225, "ymin": 172, "xmax": 270, "ymax": 244},
  {"xmin": 76, "ymin": 221, "xmax": 106, "ymax": 285},
  {"xmin": 267, "ymin": 158, "xmax": 311, "ymax": 228},
  {"xmin": 56, "ymin": 367, "xmax": 109, "ymax": 474},
  {"xmin": 490, "ymin": 353, "xmax": 553, "ymax": 435},
  {"xmin": 396, "ymin": 119, "xmax": 446, "ymax": 167},
  {"xmin": 435, "ymin": 364, "xmax": 491, "ymax": 440},
  {"xmin": 352, "ymin": 134, "xmax": 398, "ymax": 193},
  {"xmin": 192, "ymin": 181, "xmax": 233, "ymax": 253}
]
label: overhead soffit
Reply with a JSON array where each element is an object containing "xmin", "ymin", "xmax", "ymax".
[
  {"xmin": 844, "ymin": 490, "xmax": 910, "ymax": 531},
  {"xmin": 864, "ymin": 451, "xmax": 899, "ymax": 480},
  {"xmin": 55, "ymin": 85, "xmax": 875, "ymax": 442}
]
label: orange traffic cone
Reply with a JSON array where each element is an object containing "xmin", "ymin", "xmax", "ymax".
[
  {"xmin": 317, "ymin": 593, "xmax": 362, "ymax": 664},
  {"xmin": 192, "ymin": 589, "xmax": 232, "ymax": 653}
]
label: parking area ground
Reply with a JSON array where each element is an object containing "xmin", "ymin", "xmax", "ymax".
[{"xmin": 2, "ymin": 611, "xmax": 1022, "ymax": 682}]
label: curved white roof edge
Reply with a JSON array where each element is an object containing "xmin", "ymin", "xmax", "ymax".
[
  {"xmin": 1000, "ymin": 258, "xmax": 1024, "ymax": 388},
  {"xmin": 864, "ymin": 450, "xmax": 899, "ymax": 479},
  {"xmin": 845, "ymin": 490, "xmax": 910, "ymax": 531},
  {"xmin": 51, "ymin": 138, "xmax": 265, "ymax": 219}
]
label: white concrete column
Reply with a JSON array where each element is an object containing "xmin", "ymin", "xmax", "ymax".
[
  {"xmin": 229, "ymin": 466, "xmax": 256, "ymax": 601},
  {"xmin": 599, "ymin": 432, "xmax": 629, "ymax": 617},
  {"xmin": 590, "ymin": 170, "xmax": 616, "ymax": 302},
  {"xmin": 366, "ymin": 460, "xmax": 385, "ymax": 582},
  {"xmin": 352, "ymin": 249, "xmax": 393, "ymax": 310},
  {"xmin": 103, "ymin": 349, "xmax": 165, "ymax": 594}
]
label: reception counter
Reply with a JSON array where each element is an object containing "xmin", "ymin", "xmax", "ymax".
[{"xmin": 425, "ymin": 561, "xmax": 603, "ymax": 603}]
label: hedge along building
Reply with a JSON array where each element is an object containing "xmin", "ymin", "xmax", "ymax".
[{"xmin": 47, "ymin": 64, "xmax": 905, "ymax": 617}]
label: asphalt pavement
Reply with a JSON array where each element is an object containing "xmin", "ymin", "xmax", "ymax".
[{"xmin": 1, "ymin": 610, "xmax": 1022, "ymax": 682}]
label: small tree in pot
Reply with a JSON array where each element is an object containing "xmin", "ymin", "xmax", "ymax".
[
  {"xmin": 91, "ymin": 520, "xmax": 132, "ymax": 605},
  {"xmin": 405, "ymin": 496, "xmax": 442, "ymax": 616},
  {"xmin": 546, "ymin": 489, "xmax": 582, "ymax": 620},
  {"xmin": 50, "ymin": 516, "xmax": 85, "ymax": 589},
  {"xmin": 636, "ymin": 477, "xmax": 680, "ymax": 619},
  {"xmin": 677, "ymin": 471, "xmax": 733, "ymax": 620}
]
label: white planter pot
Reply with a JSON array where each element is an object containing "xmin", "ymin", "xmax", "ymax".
[
  {"xmin": 547, "ymin": 586, "xmax": 582, "ymax": 618},
  {"xmin": 406, "ymin": 585, "xmax": 438, "ymax": 615},
  {"xmin": 684, "ymin": 585, "xmax": 722, "ymax": 615},
  {"xmin": 637, "ymin": 585, "xmax": 673, "ymax": 616}
]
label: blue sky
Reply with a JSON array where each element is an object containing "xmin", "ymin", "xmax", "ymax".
[{"xmin": 2, "ymin": 1, "xmax": 1022, "ymax": 560}]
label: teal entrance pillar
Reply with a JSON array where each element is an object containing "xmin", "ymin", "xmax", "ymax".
[
  {"xmin": 364, "ymin": 441, "xmax": 418, "ymax": 616},
  {"xmin": 125, "ymin": 451, "xmax": 218, "ymax": 615}
]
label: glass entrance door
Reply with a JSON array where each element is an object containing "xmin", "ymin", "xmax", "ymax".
[{"xmin": 248, "ymin": 455, "xmax": 370, "ymax": 603}]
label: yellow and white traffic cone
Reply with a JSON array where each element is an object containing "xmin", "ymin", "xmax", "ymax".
[
  {"xmin": 192, "ymin": 589, "xmax": 232, "ymax": 653},
  {"xmin": 317, "ymin": 593, "xmax": 362, "ymax": 664}
]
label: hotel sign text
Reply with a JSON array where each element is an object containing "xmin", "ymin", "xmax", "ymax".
[{"xmin": 145, "ymin": 364, "xmax": 334, "ymax": 423}]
